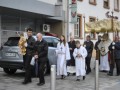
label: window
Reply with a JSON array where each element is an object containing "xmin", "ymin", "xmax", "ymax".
[
  {"xmin": 52, "ymin": 38, "xmax": 59, "ymax": 47},
  {"xmin": 89, "ymin": 16, "xmax": 96, "ymax": 39},
  {"xmin": 44, "ymin": 38, "xmax": 54, "ymax": 47},
  {"xmin": 1, "ymin": 15, "xmax": 35, "ymax": 31},
  {"xmin": 114, "ymin": 0, "xmax": 119, "ymax": 12},
  {"xmin": 78, "ymin": 0, "xmax": 83, "ymax": 1},
  {"xmin": 103, "ymin": 0, "xmax": 110, "ymax": 9},
  {"xmin": 4, "ymin": 37, "xmax": 20, "ymax": 46},
  {"xmin": 89, "ymin": 0, "xmax": 96, "ymax": 5},
  {"xmin": 89, "ymin": 17, "xmax": 96, "ymax": 22},
  {"xmin": 74, "ymin": 15, "xmax": 82, "ymax": 38}
]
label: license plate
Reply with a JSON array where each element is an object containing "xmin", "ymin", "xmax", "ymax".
[{"xmin": 5, "ymin": 53, "xmax": 16, "ymax": 57}]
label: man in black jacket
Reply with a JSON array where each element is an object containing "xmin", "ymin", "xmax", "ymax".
[
  {"xmin": 108, "ymin": 36, "xmax": 120, "ymax": 76},
  {"xmin": 84, "ymin": 35, "xmax": 94, "ymax": 74},
  {"xmin": 94, "ymin": 35, "xmax": 101, "ymax": 65},
  {"xmin": 95, "ymin": 35, "xmax": 101, "ymax": 51},
  {"xmin": 68, "ymin": 36, "xmax": 76, "ymax": 66},
  {"xmin": 34, "ymin": 33, "xmax": 48, "ymax": 86},
  {"xmin": 22, "ymin": 28, "xmax": 35, "ymax": 84},
  {"xmin": 67, "ymin": 36, "xmax": 76, "ymax": 75}
]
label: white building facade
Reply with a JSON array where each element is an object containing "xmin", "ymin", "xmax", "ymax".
[
  {"xmin": 68, "ymin": 0, "xmax": 120, "ymax": 44},
  {"xmin": 0, "ymin": 0, "xmax": 120, "ymax": 46}
]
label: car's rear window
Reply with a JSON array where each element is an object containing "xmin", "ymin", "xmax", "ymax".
[{"xmin": 4, "ymin": 37, "xmax": 20, "ymax": 46}]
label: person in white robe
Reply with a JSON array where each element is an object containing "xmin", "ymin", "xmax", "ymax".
[
  {"xmin": 56, "ymin": 35, "xmax": 71, "ymax": 79},
  {"xmin": 73, "ymin": 40, "xmax": 87, "ymax": 81},
  {"xmin": 98, "ymin": 33, "xmax": 111, "ymax": 72}
]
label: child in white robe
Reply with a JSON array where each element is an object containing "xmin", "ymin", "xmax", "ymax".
[
  {"xmin": 56, "ymin": 35, "xmax": 71, "ymax": 79},
  {"xmin": 73, "ymin": 41, "xmax": 87, "ymax": 81}
]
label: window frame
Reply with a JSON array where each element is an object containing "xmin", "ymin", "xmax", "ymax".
[
  {"xmin": 43, "ymin": 37, "xmax": 54, "ymax": 47},
  {"xmin": 89, "ymin": 0, "xmax": 97, "ymax": 5},
  {"xmin": 74, "ymin": 14, "xmax": 83, "ymax": 39},
  {"xmin": 114, "ymin": 0, "xmax": 119, "ymax": 12},
  {"xmin": 52, "ymin": 38, "xmax": 60, "ymax": 48},
  {"xmin": 103, "ymin": 0, "xmax": 110, "ymax": 9}
]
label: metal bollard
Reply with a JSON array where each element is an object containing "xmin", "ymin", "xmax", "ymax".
[
  {"xmin": 95, "ymin": 60, "xmax": 99, "ymax": 90},
  {"xmin": 50, "ymin": 65, "xmax": 56, "ymax": 90}
]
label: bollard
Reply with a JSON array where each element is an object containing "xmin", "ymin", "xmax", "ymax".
[
  {"xmin": 50, "ymin": 65, "xmax": 56, "ymax": 90},
  {"xmin": 95, "ymin": 60, "xmax": 99, "ymax": 90}
]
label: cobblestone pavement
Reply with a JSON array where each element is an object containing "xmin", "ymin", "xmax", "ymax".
[{"xmin": 0, "ymin": 59, "xmax": 120, "ymax": 90}]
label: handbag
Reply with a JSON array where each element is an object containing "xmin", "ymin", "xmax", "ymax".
[{"xmin": 30, "ymin": 57, "xmax": 35, "ymax": 66}]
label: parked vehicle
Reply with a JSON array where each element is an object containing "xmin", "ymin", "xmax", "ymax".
[{"xmin": 0, "ymin": 36, "xmax": 59, "ymax": 75}]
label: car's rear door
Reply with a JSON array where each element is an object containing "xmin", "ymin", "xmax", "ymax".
[
  {"xmin": 43, "ymin": 37, "xmax": 59, "ymax": 65},
  {"xmin": 0, "ymin": 37, "xmax": 23, "ymax": 62}
]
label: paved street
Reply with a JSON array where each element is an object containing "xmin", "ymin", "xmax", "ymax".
[{"xmin": 0, "ymin": 59, "xmax": 120, "ymax": 90}]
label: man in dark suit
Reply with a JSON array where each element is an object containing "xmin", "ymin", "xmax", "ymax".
[
  {"xmin": 68, "ymin": 36, "xmax": 76, "ymax": 66},
  {"xmin": 34, "ymin": 33, "xmax": 48, "ymax": 86},
  {"xmin": 94, "ymin": 35, "xmax": 101, "ymax": 65},
  {"xmin": 108, "ymin": 36, "xmax": 120, "ymax": 76},
  {"xmin": 84, "ymin": 35, "xmax": 94, "ymax": 74},
  {"xmin": 22, "ymin": 28, "xmax": 35, "ymax": 84},
  {"xmin": 95, "ymin": 35, "xmax": 101, "ymax": 51}
]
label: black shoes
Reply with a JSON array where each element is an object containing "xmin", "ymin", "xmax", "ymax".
[
  {"xmin": 86, "ymin": 70, "xmax": 91, "ymax": 75},
  {"xmin": 37, "ymin": 82, "xmax": 45, "ymax": 86},
  {"xmin": 22, "ymin": 80, "xmax": 32, "ymax": 85},
  {"xmin": 86, "ymin": 72, "xmax": 90, "ymax": 75},
  {"xmin": 116, "ymin": 74, "xmax": 120, "ymax": 76},
  {"xmin": 61, "ymin": 75, "xmax": 66, "ymax": 79},
  {"xmin": 76, "ymin": 76, "xmax": 86, "ymax": 81},
  {"xmin": 22, "ymin": 80, "xmax": 45, "ymax": 86},
  {"xmin": 107, "ymin": 73, "xmax": 113, "ymax": 76},
  {"xmin": 83, "ymin": 76, "xmax": 86, "ymax": 80},
  {"xmin": 67, "ymin": 73, "xmax": 70, "ymax": 76},
  {"xmin": 76, "ymin": 79, "xmax": 80, "ymax": 81}
]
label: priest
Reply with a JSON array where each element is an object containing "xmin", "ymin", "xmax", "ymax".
[{"xmin": 98, "ymin": 33, "xmax": 111, "ymax": 72}]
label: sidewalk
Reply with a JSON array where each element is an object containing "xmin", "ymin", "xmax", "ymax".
[{"xmin": 0, "ymin": 58, "xmax": 120, "ymax": 90}]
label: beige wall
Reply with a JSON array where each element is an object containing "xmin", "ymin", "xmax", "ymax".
[{"xmin": 50, "ymin": 22, "xmax": 63, "ymax": 38}]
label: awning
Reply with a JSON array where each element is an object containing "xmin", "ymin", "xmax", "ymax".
[{"xmin": 85, "ymin": 19, "xmax": 120, "ymax": 33}]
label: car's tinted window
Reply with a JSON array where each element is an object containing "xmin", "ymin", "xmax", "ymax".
[
  {"xmin": 52, "ymin": 38, "xmax": 59, "ymax": 47},
  {"xmin": 44, "ymin": 38, "xmax": 54, "ymax": 47},
  {"xmin": 4, "ymin": 37, "xmax": 20, "ymax": 46}
]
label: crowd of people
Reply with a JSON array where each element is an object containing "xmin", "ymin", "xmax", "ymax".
[{"xmin": 20, "ymin": 28, "xmax": 120, "ymax": 86}]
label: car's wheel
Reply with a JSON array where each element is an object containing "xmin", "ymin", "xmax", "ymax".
[{"xmin": 3, "ymin": 68, "xmax": 17, "ymax": 75}]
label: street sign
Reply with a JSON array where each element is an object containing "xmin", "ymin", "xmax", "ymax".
[{"xmin": 70, "ymin": 0, "xmax": 77, "ymax": 23}]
